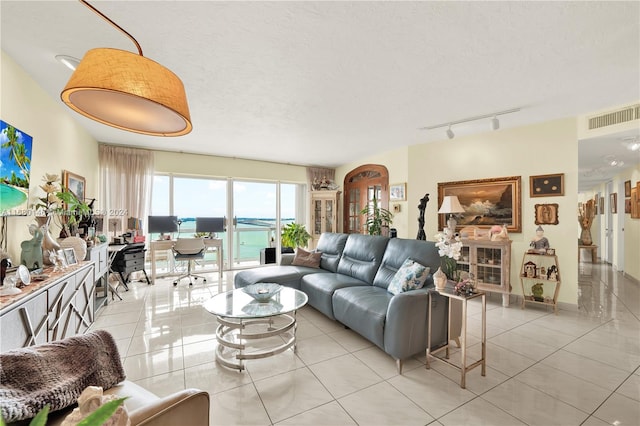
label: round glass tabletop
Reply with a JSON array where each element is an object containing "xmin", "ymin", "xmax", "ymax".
[{"xmin": 203, "ymin": 286, "xmax": 308, "ymax": 319}]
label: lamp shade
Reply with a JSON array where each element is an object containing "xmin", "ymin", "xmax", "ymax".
[
  {"xmin": 438, "ymin": 195, "xmax": 465, "ymax": 214},
  {"xmin": 61, "ymin": 48, "xmax": 192, "ymax": 137}
]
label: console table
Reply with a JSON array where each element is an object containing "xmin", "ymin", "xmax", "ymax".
[
  {"xmin": 0, "ymin": 262, "xmax": 95, "ymax": 352},
  {"xmin": 578, "ymin": 244, "xmax": 598, "ymax": 263},
  {"xmin": 150, "ymin": 238, "xmax": 223, "ymax": 286}
]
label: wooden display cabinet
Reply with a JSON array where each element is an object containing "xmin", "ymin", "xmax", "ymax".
[
  {"xmin": 309, "ymin": 190, "xmax": 340, "ymax": 249},
  {"xmin": 457, "ymin": 239, "xmax": 512, "ymax": 307},
  {"xmin": 519, "ymin": 252, "xmax": 561, "ymax": 314}
]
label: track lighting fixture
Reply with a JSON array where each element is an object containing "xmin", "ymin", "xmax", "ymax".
[
  {"xmin": 446, "ymin": 125, "xmax": 454, "ymax": 139},
  {"xmin": 491, "ymin": 116, "xmax": 500, "ymax": 130},
  {"xmin": 420, "ymin": 108, "xmax": 520, "ymax": 139}
]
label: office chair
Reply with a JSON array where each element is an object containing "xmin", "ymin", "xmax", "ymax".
[{"xmin": 172, "ymin": 238, "xmax": 207, "ymax": 286}]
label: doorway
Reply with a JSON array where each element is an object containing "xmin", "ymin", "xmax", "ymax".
[{"xmin": 343, "ymin": 164, "xmax": 389, "ymax": 234}]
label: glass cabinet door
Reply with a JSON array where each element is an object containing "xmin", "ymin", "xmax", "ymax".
[
  {"xmin": 313, "ymin": 200, "xmax": 322, "ymax": 235},
  {"xmin": 324, "ymin": 200, "xmax": 333, "ymax": 233}
]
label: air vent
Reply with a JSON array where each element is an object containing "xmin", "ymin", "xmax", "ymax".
[{"xmin": 588, "ymin": 104, "xmax": 639, "ymax": 129}]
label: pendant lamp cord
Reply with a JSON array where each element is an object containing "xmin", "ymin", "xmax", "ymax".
[{"xmin": 80, "ymin": 0, "xmax": 143, "ymax": 56}]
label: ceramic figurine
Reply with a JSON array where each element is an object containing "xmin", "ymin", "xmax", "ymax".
[
  {"xmin": 20, "ymin": 224, "xmax": 44, "ymax": 270},
  {"xmin": 530, "ymin": 225, "xmax": 549, "ymax": 252}
]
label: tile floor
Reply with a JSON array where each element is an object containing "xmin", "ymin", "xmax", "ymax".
[{"xmin": 89, "ymin": 262, "xmax": 640, "ymax": 425}]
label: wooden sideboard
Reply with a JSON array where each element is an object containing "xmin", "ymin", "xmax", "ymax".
[{"xmin": 0, "ymin": 262, "xmax": 96, "ymax": 352}]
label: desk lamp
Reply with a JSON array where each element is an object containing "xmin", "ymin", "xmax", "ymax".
[{"xmin": 438, "ymin": 196, "xmax": 465, "ymax": 237}]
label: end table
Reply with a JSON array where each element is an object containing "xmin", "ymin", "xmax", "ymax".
[{"xmin": 426, "ymin": 287, "xmax": 486, "ymax": 389}]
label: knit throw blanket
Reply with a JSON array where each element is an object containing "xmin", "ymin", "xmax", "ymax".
[{"xmin": 0, "ymin": 330, "xmax": 126, "ymax": 423}]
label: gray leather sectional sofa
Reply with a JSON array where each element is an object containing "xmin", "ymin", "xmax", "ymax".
[{"xmin": 234, "ymin": 232, "xmax": 454, "ymax": 373}]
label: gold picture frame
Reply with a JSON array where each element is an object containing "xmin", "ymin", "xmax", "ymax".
[
  {"xmin": 62, "ymin": 170, "xmax": 86, "ymax": 202},
  {"xmin": 530, "ymin": 173, "xmax": 564, "ymax": 197},
  {"xmin": 437, "ymin": 176, "xmax": 521, "ymax": 233}
]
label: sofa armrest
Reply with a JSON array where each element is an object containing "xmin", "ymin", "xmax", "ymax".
[
  {"xmin": 280, "ymin": 253, "xmax": 295, "ymax": 265},
  {"xmin": 128, "ymin": 389, "xmax": 209, "ymax": 426},
  {"xmin": 384, "ymin": 289, "xmax": 449, "ymax": 360}
]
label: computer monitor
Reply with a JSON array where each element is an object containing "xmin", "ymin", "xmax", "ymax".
[
  {"xmin": 195, "ymin": 217, "xmax": 225, "ymax": 234},
  {"xmin": 148, "ymin": 215, "xmax": 178, "ymax": 234}
]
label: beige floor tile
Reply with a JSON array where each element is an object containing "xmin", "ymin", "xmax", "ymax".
[
  {"xmin": 245, "ymin": 350, "xmax": 304, "ymax": 382},
  {"xmin": 127, "ymin": 330, "xmax": 182, "ymax": 356},
  {"xmin": 92, "ymin": 322, "xmax": 138, "ymax": 340},
  {"xmin": 123, "ymin": 346, "xmax": 184, "ymax": 381},
  {"xmin": 295, "ymin": 334, "xmax": 348, "ymax": 365},
  {"xmin": 182, "ymin": 338, "xmax": 217, "ymax": 368},
  {"xmin": 184, "ymin": 360, "xmax": 253, "ymax": 395},
  {"xmin": 327, "ymin": 328, "xmax": 374, "ymax": 352},
  {"xmin": 309, "ymin": 353, "xmax": 383, "ymax": 398},
  {"xmin": 133, "ymin": 370, "xmax": 185, "ymax": 397},
  {"xmin": 439, "ymin": 396, "xmax": 526, "ymax": 425},
  {"xmin": 482, "ymin": 378, "xmax": 589, "ymax": 425},
  {"xmin": 295, "ymin": 318, "xmax": 326, "ymax": 341},
  {"xmin": 338, "ymin": 381, "xmax": 434, "ymax": 426},
  {"xmin": 254, "ymin": 367, "xmax": 333, "ymax": 423},
  {"xmin": 275, "ymin": 401, "xmax": 356, "ymax": 426},
  {"xmin": 617, "ymin": 373, "xmax": 640, "ymax": 402},
  {"xmin": 388, "ymin": 365, "xmax": 476, "ymax": 419},
  {"xmin": 489, "ymin": 330, "xmax": 557, "ymax": 361},
  {"xmin": 515, "ymin": 363, "xmax": 612, "ymax": 413},
  {"xmin": 209, "ymin": 382, "xmax": 271, "ymax": 426},
  {"xmin": 352, "ymin": 346, "xmax": 422, "ymax": 380},
  {"xmin": 593, "ymin": 392, "xmax": 640, "ymax": 425},
  {"xmin": 541, "ymin": 349, "xmax": 630, "ymax": 391},
  {"xmin": 563, "ymin": 337, "xmax": 640, "ymax": 372}
]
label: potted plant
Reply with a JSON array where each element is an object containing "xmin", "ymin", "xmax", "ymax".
[
  {"xmin": 281, "ymin": 222, "xmax": 311, "ymax": 249},
  {"xmin": 359, "ymin": 196, "xmax": 393, "ymax": 236}
]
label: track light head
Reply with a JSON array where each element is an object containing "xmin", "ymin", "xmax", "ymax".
[
  {"xmin": 491, "ymin": 116, "xmax": 500, "ymax": 130},
  {"xmin": 446, "ymin": 125, "xmax": 454, "ymax": 139}
]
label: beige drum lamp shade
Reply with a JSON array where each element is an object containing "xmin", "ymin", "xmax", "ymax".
[{"xmin": 61, "ymin": 48, "xmax": 192, "ymax": 137}]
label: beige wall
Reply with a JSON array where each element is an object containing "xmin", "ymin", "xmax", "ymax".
[{"xmin": 1, "ymin": 51, "xmax": 99, "ymax": 262}]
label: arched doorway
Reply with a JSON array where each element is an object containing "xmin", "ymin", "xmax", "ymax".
[{"xmin": 343, "ymin": 164, "xmax": 389, "ymax": 234}]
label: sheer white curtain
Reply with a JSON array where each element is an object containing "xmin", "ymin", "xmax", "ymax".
[{"xmin": 99, "ymin": 145, "xmax": 154, "ymax": 234}]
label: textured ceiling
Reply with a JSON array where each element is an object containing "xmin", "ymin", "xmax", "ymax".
[{"xmin": 1, "ymin": 1, "xmax": 639, "ymax": 187}]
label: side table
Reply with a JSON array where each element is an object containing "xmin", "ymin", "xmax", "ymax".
[{"xmin": 426, "ymin": 287, "xmax": 486, "ymax": 389}]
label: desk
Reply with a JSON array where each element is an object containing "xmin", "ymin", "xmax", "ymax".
[
  {"xmin": 150, "ymin": 239, "xmax": 223, "ymax": 284},
  {"xmin": 426, "ymin": 288, "xmax": 486, "ymax": 389},
  {"xmin": 578, "ymin": 244, "xmax": 598, "ymax": 263}
]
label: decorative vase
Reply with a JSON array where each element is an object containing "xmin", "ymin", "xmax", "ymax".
[
  {"xmin": 433, "ymin": 267, "xmax": 447, "ymax": 291},
  {"xmin": 36, "ymin": 216, "xmax": 61, "ymax": 265},
  {"xmin": 579, "ymin": 229, "xmax": 593, "ymax": 246}
]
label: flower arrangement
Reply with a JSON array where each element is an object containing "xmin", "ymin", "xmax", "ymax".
[
  {"xmin": 32, "ymin": 173, "xmax": 91, "ymax": 236},
  {"xmin": 434, "ymin": 231, "xmax": 463, "ymax": 281},
  {"xmin": 454, "ymin": 274, "xmax": 475, "ymax": 295}
]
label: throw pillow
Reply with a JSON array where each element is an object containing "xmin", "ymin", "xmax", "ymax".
[
  {"xmin": 387, "ymin": 258, "xmax": 430, "ymax": 295},
  {"xmin": 291, "ymin": 248, "xmax": 322, "ymax": 268}
]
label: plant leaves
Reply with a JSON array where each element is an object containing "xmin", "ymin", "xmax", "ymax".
[
  {"xmin": 28, "ymin": 404, "xmax": 50, "ymax": 426},
  {"xmin": 76, "ymin": 397, "xmax": 127, "ymax": 426}
]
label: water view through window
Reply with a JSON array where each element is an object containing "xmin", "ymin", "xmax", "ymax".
[{"xmin": 151, "ymin": 175, "xmax": 302, "ymax": 268}]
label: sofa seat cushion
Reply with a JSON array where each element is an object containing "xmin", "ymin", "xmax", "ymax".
[
  {"xmin": 300, "ymin": 273, "xmax": 370, "ymax": 319},
  {"xmin": 234, "ymin": 265, "xmax": 327, "ymax": 290},
  {"xmin": 332, "ymin": 286, "xmax": 392, "ymax": 349}
]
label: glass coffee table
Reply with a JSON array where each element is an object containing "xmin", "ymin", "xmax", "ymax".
[{"xmin": 203, "ymin": 286, "xmax": 308, "ymax": 371}]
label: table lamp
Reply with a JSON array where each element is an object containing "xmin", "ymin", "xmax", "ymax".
[{"xmin": 438, "ymin": 195, "xmax": 465, "ymax": 236}]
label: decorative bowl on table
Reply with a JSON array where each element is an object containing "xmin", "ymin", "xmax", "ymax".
[{"xmin": 242, "ymin": 283, "xmax": 282, "ymax": 303}]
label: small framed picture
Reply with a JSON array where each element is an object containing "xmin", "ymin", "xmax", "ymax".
[
  {"xmin": 625, "ymin": 198, "xmax": 631, "ymax": 214},
  {"xmin": 390, "ymin": 183, "xmax": 406, "ymax": 201},
  {"xmin": 63, "ymin": 248, "xmax": 78, "ymax": 266},
  {"xmin": 530, "ymin": 173, "xmax": 564, "ymax": 197},
  {"xmin": 599, "ymin": 197, "xmax": 605, "ymax": 215},
  {"xmin": 534, "ymin": 203, "xmax": 559, "ymax": 225},
  {"xmin": 610, "ymin": 193, "xmax": 617, "ymax": 214},
  {"xmin": 625, "ymin": 180, "xmax": 632, "ymax": 197}
]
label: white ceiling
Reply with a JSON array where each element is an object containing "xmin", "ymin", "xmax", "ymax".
[{"xmin": 1, "ymin": 1, "xmax": 639, "ymax": 188}]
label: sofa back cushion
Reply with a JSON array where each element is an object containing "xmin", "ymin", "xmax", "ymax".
[
  {"xmin": 373, "ymin": 238, "xmax": 440, "ymax": 289},
  {"xmin": 316, "ymin": 233, "xmax": 349, "ymax": 272},
  {"xmin": 337, "ymin": 234, "xmax": 389, "ymax": 283}
]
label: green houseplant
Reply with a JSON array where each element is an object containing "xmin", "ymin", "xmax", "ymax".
[
  {"xmin": 359, "ymin": 196, "xmax": 393, "ymax": 236},
  {"xmin": 281, "ymin": 222, "xmax": 311, "ymax": 248}
]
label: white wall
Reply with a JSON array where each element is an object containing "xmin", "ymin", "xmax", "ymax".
[
  {"xmin": 1, "ymin": 51, "xmax": 99, "ymax": 262},
  {"xmin": 583, "ymin": 163, "xmax": 640, "ymax": 281}
]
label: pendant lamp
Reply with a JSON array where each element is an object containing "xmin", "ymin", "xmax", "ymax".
[{"xmin": 60, "ymin": 1, "xmax": 192, "ymax": 137}]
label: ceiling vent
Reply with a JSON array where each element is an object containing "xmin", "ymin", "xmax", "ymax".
[{"xmin": 587, "ymin": 104, "xmax": 639, "ymax": 130}]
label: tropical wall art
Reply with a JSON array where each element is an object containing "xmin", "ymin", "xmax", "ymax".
[{"xmin": 0, "ymin": 120, "xmax": 33, "ymax": 215}]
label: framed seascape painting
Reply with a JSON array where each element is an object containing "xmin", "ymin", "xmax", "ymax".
[
  {"xmin": 0, "ymin": 120, "xmax": 33, "ymax": 215},
  {"xmin": 63, "ymin": 170, "xmax": 86, "ymax": 202},
  {"xmin": 437, "ymin": 176, "xmax": 522, "ymax": 233}
]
